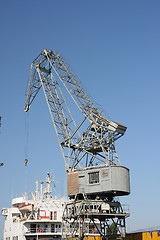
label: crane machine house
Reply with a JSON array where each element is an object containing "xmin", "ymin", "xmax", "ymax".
[
  {"xmin": 23, "ymin": 49, "xmax": 130, "ymax": 240},
  {"xmin": 2, "ymin": 173, "xmax": 68, "ymax": 240}
]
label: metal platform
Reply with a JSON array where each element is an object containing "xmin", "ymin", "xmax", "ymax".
[{"xmin": 62, "ymin": 199, "xmax": 130, "ymax": 240}]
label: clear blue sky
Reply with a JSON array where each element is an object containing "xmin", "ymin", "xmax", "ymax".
[{"xmin": 0, "ymin": 0, "xmax": 160, "ymax": 237}]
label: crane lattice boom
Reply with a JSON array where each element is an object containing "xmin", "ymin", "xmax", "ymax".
[{"xmin": 25, "ymin": 49, "xmax": 127, "ymax": 172}]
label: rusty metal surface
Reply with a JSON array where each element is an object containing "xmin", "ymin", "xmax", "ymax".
[{"xmin": 67, "ymin": 172, "xmax": 79, "ymax": 196}]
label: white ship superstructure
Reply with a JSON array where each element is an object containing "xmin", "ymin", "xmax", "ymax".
[{"xmin": 2, "ymin": 172, "xmax": 67, "ymax": 240}]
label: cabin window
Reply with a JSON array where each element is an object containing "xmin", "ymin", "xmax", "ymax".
[
  {"xmin": 89, "ymin": 172, "xmax": 99, "ymax": 184},
  {"xmin": 51, "ymin": 224, "xmax": 55, "ymax": 233},
  {"xmin": 30, "ymin": 224, "xmax": 36, "ymax": 233},
  {"xmin": 12, "ymin": 237, "xmax": 18, "ymax": 240},
  {"xmin": 54, "ymin": 211, "xmax": 57, "ymax": 220}
]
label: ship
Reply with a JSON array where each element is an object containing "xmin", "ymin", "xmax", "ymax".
[{"xmin": 2, "ymin": 172, "xmax": 68, "ymax": 240}]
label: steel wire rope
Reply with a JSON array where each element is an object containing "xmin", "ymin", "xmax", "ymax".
[{"xmin": 24, "ymin": 111, "xmax": 29, "ymax": 195}]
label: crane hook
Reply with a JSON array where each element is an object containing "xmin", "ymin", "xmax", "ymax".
[{"xmin": 25, "ymin": 159, "xmax": 28, "ymax": 166}]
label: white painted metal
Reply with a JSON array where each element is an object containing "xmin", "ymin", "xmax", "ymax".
[{"xmin": 2, "ymin": 173, "xmax": 68, "ymax": 240}]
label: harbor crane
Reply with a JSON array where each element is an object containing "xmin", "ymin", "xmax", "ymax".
[{"xmin": 25, "ymin": 49, "xmax": 130, "ymax": 240}]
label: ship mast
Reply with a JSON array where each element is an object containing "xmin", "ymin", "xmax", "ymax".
[{"xmin": 43, "ymin": 172, "xmax": 53, "ymax": 198}]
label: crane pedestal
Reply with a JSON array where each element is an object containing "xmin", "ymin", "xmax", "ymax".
[{"xmin": 62, "ymin": 199, "xmax": 130, "ymax": 240}]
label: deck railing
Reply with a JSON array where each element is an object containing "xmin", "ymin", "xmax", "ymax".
[{"xmin": 26, "ymin": 227, "xmax": 61, "ymax": 234}]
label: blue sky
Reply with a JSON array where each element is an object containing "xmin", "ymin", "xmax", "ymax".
[{"xmin": 0, "ymin": 0, "xmax": 160, "ymax": 237}]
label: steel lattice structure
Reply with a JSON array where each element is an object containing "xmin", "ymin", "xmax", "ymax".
[
  {"xmin": 62, "ymin": 199, "xmax": 129, "ymax": 240},
  {"xmin": 25, "ymin": 49, "xmax": 126, "ymax": 172}
]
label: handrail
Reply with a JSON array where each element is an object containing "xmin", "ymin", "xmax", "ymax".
[{"xmin": 26, "ymin": 227, "xmax": 62, "ymax": 234}]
